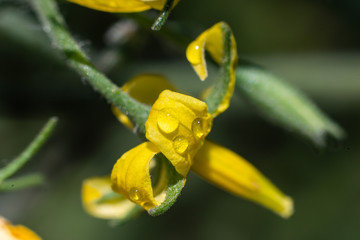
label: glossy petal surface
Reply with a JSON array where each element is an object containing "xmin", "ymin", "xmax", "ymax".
[
  {"xmin": 192, "ymin": 140, "xmax": 294, "ymax": 218},
  {"xmin": 111, "ymin": 142, "xmax": 167, "ymax": 210},
  {"xmin": 146, "ymin": 90, "xmax": 212, "ymax": 176}
]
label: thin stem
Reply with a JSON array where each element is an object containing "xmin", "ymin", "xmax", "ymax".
[
  {"xmin": 0, "ymin": 174, "xmax": 44, "ymax": 192},
  {"xmin": 0, "ymin": 117, "xmax": 58, "ymax": 182},
  {"xmin": 30, "ymin": 0, "xmax": 151, "ymax": 136}
]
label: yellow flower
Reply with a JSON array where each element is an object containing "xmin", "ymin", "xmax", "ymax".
[
  {"xmin": 110, "ymin": 87, "xmax": 293, "ymax": 217},
  {"xmin": 0, "ymin": 216, "xmax": 41, "ymax": 240},
  {"xmin": 82, "ymin": 22, "xmax": 293, "ymax": 219},
  {"xmin": 67, "ymin": 0, "xmax": 179, "ymax": 13},
  {"xmin": 111, "ymin": 90, "xmax": 212, "ymax": 210}
]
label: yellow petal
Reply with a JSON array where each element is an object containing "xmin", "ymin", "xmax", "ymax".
[
  {"xmin": 192, "ymin": 141, "xmax": 294, "ymax": 218},
  {"xmin": 112, "ymin": 74, "xmax": 176, "ymax": 130},
  {"xmin": 145, "ymin": 90, "xmax": 213, "ymax": 176},
  {"xmin": 67, "ymin": 0, "xmax": 179, "ymax": 13},
  {"xmin": 145, "ymin": 0, "xmax": 180, "ymax": 11},
  {"xmin": 0, "ymin": 216, "xmax": 41, "ymax": 240},
  {"xmin": 122, "ymin": 74, "xmax": 176, "ymax": 105},
  {"xmin": 82, "ymin": 177, "xmax": 140, "ymax": 219},
  {"xmin": 186, "ymin": 22, "xmax": 238, "ymax": 116},
  {"xmin": 67, "ymin": 0, "xmax": 151, "ymax": 13},
  {"xmin": 111, "ymin": 142, "xmax": 167, "ymax": 210}
]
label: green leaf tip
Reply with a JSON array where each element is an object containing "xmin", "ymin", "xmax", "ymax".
[
  {"xmin": 151, "ymin": 0, "xmax": 175, "ymax": 31},
  {"xmin": 235, "ymin": 63, "xmax": 345, "ymax": 147}
]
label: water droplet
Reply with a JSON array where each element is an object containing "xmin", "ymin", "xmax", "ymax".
[
  {"xmin": 173, "ymin": 136, "xmax": 189, "ymax": 154},
  {"xmin": 157, "ymin": 111, "xmax": 179, "ymax": 134},
  {"xmin": 129, "ymin": 188, "xmax": 140, "ymax": 201},
  {"xmin": 192, "ymin": 118, "xmax": 206, "ymax": 138}
]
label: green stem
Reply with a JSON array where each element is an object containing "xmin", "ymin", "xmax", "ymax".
[
  {"xmin": 152, "ymin": 0, "xmax": 175, "ymax": 31},
  {"xmin": 0, "ymin": 117, "xmax": 57, "ymax": 182},
  {"xmin": 0, "ymin": 174, "xmax": 44, "ymax": 192},
  {"xmin": 30, "ymin": 0, "xmax": 150, "ymax": 136}
]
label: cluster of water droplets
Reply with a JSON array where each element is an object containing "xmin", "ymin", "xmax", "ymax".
[{"xmin": 156, "ymin": 110, "xmax": 210, "ymax": 158}]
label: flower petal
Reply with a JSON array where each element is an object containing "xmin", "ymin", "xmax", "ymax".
[
  {"xmin": 186, "ymin": 22, "xmax": 238, "ymax": 116},
  {"xmin": 67, "ymin": 0, "xmax": 152, "ymax": 13},
  {"xmin": 112, "ymin": 74, "xmax": 176, "ymax": 130},
  {"xmin": 192, "ymin": 140, "xmax": 294, "ymax": 218},
  {"xmin": 111, "ymin": 142, "xmax": 167, "ymax": 210},
  {"xmin": 67, "ymin": 0, "xmax": 179, "ymax": 13},
  {"xmin": 145, "ymin": 90, "xmax": 213, "ymax": 176},
  {"xmin": 145, "ymin": 0, "xmax": 180, "ymax": 11},
  {"xmin": 0, "ymin": 216, "xmax": 41, "ymax": 240},
  {"xmin": 82, "ymin": 177, "xmax": 141, "ymax": 219}
]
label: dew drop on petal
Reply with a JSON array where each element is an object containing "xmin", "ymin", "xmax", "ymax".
[
  {"xmin": 157, "ymin": 111, "xmax": 179, "ymax": 134},
  {"xmin": 129, "ymin": 188, "xmax": 140, "ymax": 201},
  {"xmin": 173, "ymin": 136, "xmax": 189, "ymax": 154},
  {"xmin": 192, "ymin": 118, "xmax": 205, "ymax": 138}
]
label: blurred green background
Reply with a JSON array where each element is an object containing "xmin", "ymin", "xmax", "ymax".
[{"xmin": 1, "ymin": 0, "xmax": 360, "ymax": 239}]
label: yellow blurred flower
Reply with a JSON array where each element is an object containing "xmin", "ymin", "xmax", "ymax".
[
  {"xmin": 82, "ymin": 177, "xmax": 139, "ymax": 219},
  {"xmin": 67, "ymin": 0, "xmax": 179, "ymax": 13},
  {"xmin": 0, "ymin": 216, "xmax": 41, "ymax": 240}
]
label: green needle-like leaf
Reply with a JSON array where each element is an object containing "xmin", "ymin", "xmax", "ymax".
[
  {"xmin": 0, "ymin": 174, "xmax": 44, "ymax": 192},
  {"xmin": 235, "ymin": 62, "xmax": 345, "ymax": 147},
  {"xmin": 0, "ymin": 117, "xmax": 57, "ymax": 182}
]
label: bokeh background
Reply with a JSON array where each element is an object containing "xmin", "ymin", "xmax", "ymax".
[{"xmin": 1, "ymin": 0, "xmax": 360, "ymax": 239}]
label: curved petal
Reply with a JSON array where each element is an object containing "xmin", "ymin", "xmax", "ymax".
[
  {"xmin": 186, "ymin": 22, "xmax": 238, "ymax": 116},
  {"xmin": 145, "ymin": 0, "xmax": 180, "ymax": 11},
  {"xmin": 0, "ymin": 216, "xmax": 41, "ymax": 240},
  {"xmin": 145, "ymin": 90, "xmax": 213, "ymax": 176},
  {"xmin": 192, "ymin": 140, "xmax": 294, "ymax": 218},
  {"xmin": 112, "ymin": 74, "xmax": 176, "ymax": 130},
  {"xmin": 111, "ymin": 142, "xmax": 167, "ymax": 210},
  {"xmin": 67, "ymin": 0, "xmax": 152, "ymax": 13},
  {"xmin": 82, "ymin": 177, "xmax": 141, "ymax": 219},
  {"xmin": 67, "ymin": 0, "xmax": 179, "ymax": 13}
]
